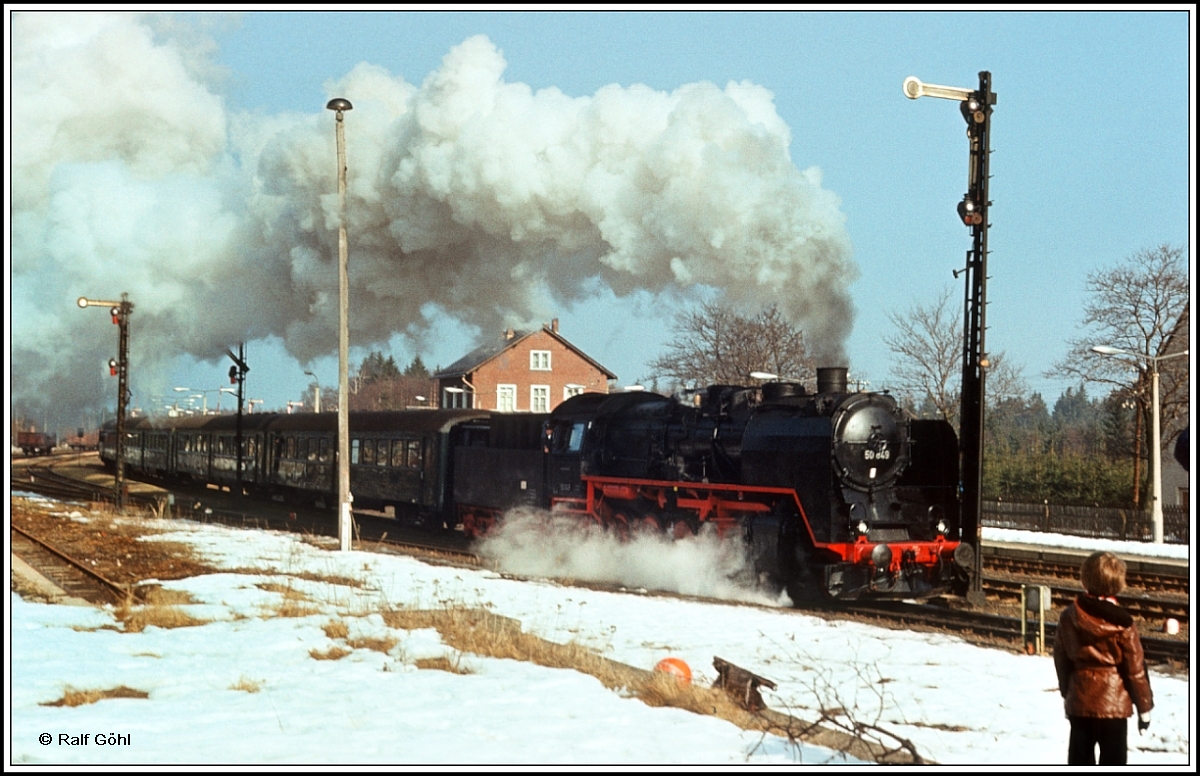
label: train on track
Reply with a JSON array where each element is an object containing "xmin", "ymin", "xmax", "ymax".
[
  {"xmin": 101, "ymin": 367, "xmax": 973, "ymax": 603},
  {"xmin": 17, "ymin": 431, "xmax": 58, "ymax": 457}
]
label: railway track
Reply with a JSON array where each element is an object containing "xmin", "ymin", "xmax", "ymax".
[
  {"xmin": 985, "ymin": 554, "xmax": 1188, "ymax": 596},
  {"xmin": 11, "ymin": 525, "xmax": 134, "ymax": 605},
  {"xmin": 983, "ymin": 577, "xmax": 1189, "ymax": 623},
  {"xmin": 839, "ymin": 599, "xmax": 1189, "ymax": 668}
]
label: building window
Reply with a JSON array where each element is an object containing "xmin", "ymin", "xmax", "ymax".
[
  {"xmin": 443, "ymin": 388, "xmax": 473, "ymax": 408},
  {"xmin": 530, "ymin": 350, "xmax": 551, "ymax": 371},
  {"xmin": 497, "ymin": 384, "xmax": 516, "ymax": 412},
  {"xmin": 531, "ymin": 385, "xmax": 550, "ymax": 413},
  {"xmin": 564, "ymin": 384, "xmax": 585, "ymax": 400}
]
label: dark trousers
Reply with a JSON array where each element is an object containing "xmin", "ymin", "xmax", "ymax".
[{"xmin": 1067, "ymin": 716, "xmax": 1128, "ymax": 765}]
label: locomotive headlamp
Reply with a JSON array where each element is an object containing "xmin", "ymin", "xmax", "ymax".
[
  {"xmin": 929, "ymin": 505, "xmax": 948, "ymax": 536},
  {"xmin": 855, "ymin": 519, "xmax": 870, "ymax": 536}
]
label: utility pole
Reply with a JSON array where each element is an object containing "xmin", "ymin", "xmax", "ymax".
[{"xmin": 328, "ymin": 97, "xmax": 354, "ymax": 552}]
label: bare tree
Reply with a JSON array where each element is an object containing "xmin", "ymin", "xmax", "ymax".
[
  {"xmin": 649, "ymin": 300, "xmax": 817, "ymax": 388},
  {"xmin": 884, "ymin": 288, "xmax": 963, "ymax": 426},
  {"xmin": 885, "ymin": 287, "xmax": 1028, "ymax": 430},
  {"xmin": 1050, "ymin": 244, "xmax": 1190, "ymax": 468}
]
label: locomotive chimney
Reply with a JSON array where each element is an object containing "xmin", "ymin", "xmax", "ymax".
[{"xmin": 817, "ymin": 367, "xmax": 848, "ymax": 395}]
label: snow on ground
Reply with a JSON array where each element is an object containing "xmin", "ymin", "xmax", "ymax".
[{"xmin": 6, "ymin": 494, "xmax": 1194, "ymax": 767}]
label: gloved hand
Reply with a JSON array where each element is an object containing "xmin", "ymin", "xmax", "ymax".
[{"xmin": 1138, "ymin": 712, "xmax": 1151, "ymax": 734}]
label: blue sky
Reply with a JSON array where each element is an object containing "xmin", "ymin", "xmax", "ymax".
[{"xmin": 7, "ymin": 9, "xmax": 1194, "ymax": 425}]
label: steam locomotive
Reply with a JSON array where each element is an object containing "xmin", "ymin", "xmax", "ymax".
[{"xmin": 101, "ymin": 367, "xmax": 971, "ymax": 603}]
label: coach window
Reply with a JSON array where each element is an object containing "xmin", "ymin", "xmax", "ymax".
[
  {"xmin": 296, "ymin": 437, "xmax": 309, "ymax": 462},
  {"xmin": 530, "ymin": 350, "xmax": 551, "ymax": 371},
  {"xmin": 362, "ymin": 439, "xmax": 376, "ymax": 466},
  {"xmin": 407, "ymin": 439, "xmax": 422, "ymax": 469},
  {"xmin": 307, "ymin": 438, "xmax": 319, "ymax": 462},
  {"xmin": 319, "ymin": 438, "xmax": 331, "ymax": 463},
  {"xmin": 286, "ymin": 436, "xmax": 296, "ymax": 460},
  {"xmin": 390, "ymin": 439, "xmax": 405, "ymax": 468},
  {"xmin": 351, "ymin": 438, "xmax": 360, "ymax": 465},
  {"xmin": 375, "ymin": 439, "xmax": 388, "ymax": 466}
]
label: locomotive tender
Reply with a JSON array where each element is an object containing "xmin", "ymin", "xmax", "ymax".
[{"xmin": 102, "ymin": 366, "xmax": 971, "ymax": 603}]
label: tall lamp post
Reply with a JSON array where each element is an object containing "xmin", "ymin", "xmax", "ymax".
[
  {"xmin": 78, "ymin": 293, "xmax": 133, "ymax": 510},
  {"xmin": 905, "ymin": 73, "xmax": 997, "ymax": 604},
  {"xmin": 1092, "ymin": 345, "xmax": 1190, "ymax": 544},
  {"xmin": 328, "ymin": 97, "xmax": 353, "ymax": 552},
  {"xmin": 304, "ymin": 370, "xmax": 322, "ymax": 413}
]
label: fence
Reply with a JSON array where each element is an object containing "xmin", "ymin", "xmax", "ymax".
[{"xmin": 982, "ymin": 501, "xmax": 1189, "ymax": 545}]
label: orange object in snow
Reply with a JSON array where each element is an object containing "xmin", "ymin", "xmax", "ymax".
[{"xmin": 654, "ymin": 657, "xmax": 692, "ymax": 684}]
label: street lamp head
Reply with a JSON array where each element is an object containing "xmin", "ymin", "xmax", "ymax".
[
  {"xmin": 1091, "ymin": 345, "xmax": 1127, "ymax": 357},
  {"xmin": 326, "ymin": 98, "xmax": 353, "ymax": 113}
]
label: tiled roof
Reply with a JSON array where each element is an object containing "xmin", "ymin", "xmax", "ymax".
[{"xmin": 433, "ymin": 327, "xmax": 616, "ymax": 380}]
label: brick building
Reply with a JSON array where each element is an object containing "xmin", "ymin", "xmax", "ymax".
[{"xmin": 434, "ymin": 319, "xmax": 616, "ymax": 411}]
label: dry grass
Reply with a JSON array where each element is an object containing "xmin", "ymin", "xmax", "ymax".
[
  {"xmin": 345, "ymin": 635, "xmax": 399, "ymax": 654},
  {"xmin": 310, "ymin": 646, "xmax": 352, "ymax": 661},
  {"xmin": 378, "ymin": 606, "xmax": 746, "ymax": 719},
  {"xmin": 229, "ymin": 676, "xmax": 265, "ymax": 693},
  {"xmin": 136, "ymin": 585, "xmax": 197, "ymax": 606},
  {"xmin": 257, "ymin": 581, "xmax": 313, "ymax": 601},
  {"xmin": 268, "ymin": 599, "xmax": 323, "ymax": 619},
  {"xmin": 41, "ymin": 685, "xmax": 149, "ymax": 707},
  {"xmin": 414, "ymin": 656, "xmax": 473, "ymax": 675},
  {"xmin": 322, "ymin": 619, "xmax": 350, "ymax": 640},
  {"xmin": 112, "ymin": 602, "xmax": 209, "ymax": 633}
]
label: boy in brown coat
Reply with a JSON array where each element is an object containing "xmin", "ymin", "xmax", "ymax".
[{"xmin": 1053, "ymin": 551, "xmax": 1154, "ymax": 764}]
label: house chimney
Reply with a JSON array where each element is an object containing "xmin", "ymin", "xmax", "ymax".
[
  {"xmin": 551, "ymin": 318, "xmax": 559, "ymax": 333},
  {"xmin": 505, "ymin": 327, "xmax": 514, "ymax": 340}
]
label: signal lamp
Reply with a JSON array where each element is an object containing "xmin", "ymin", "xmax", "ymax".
[
  {"xmin": 111, "ymin": 307, "xmax": 121, "ymax": 324},
  {"xmin": 957, "ymin": 198, "xmax": 983, "ymax": 226},
  {"xmin": 229, "ymin": 365, "xmax": 238, "ymax": 384},
  {"xmin": 108, "ymin": 358, "xmax": 118, "ymax": 376}
]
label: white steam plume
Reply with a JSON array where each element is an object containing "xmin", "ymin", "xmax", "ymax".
[
  {"xmin": 475, "ymin": 509, "xmax": 787, "ymax": 606},
  {"xmin": 11, "ymin": 15, "xmax": 856, "ymax": 429}
]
